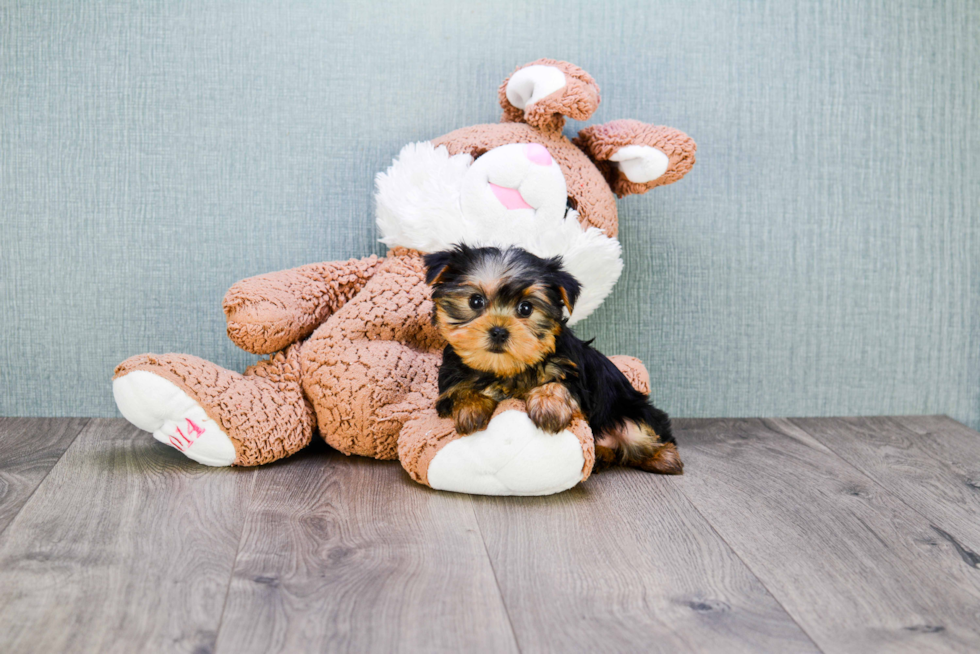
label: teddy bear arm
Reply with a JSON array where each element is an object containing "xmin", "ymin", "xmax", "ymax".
[{"xmin": 223, "ymin": 255, "xmax": 383, "ymax": 355}]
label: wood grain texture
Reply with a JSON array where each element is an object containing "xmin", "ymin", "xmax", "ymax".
[
  {"xmin": 790, "ymin": 416, "xmax": 980, "ymax": 553},
  {"xmin": 0, "ymin": 417, "xmax": 89, "ymax": 535},
  {"xmin": 0, "ymin": 418, "xmax": 254, "ymax": 654},
  {"xmin": 675, "ymin": 417, "xmax": 980, "ymax": 653},
  {"xmin": 6, "ymin": 415, "xmax": 980, "ymax": 653},
  {"xmin": 472, "ymin": 466, "xmax": 819, "ymax": 653},
  {"xmin": 214, "ymin": 440, "xmax": 518, "ymax": 654}
]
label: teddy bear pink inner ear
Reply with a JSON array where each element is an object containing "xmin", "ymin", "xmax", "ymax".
[
  {"xmin": 608, "ymin": 145, "xmax": 670, "ymax": 184},
  {"xmin": 505, "ymin": 65, "xmax": 566, "ymax": 110}
]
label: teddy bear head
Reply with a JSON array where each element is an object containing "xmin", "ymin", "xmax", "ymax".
[{"xmin": 375, "ymin": 59, "xmax": 696, "ymax": 324}]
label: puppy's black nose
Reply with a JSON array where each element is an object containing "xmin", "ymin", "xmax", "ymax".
[{"xmin": 488, "ymin": 326, "xmax": 509, "ymax": 344}]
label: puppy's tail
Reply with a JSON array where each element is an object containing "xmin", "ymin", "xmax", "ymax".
[{"xmin": 596, "ymin": 407, "xmax": 683, "ymax": 475}]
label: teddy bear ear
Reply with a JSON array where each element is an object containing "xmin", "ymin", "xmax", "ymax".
[
  {"xmin": 499, "ymin": 59, "xmax": 600, "ymax": 132},
  {"xmin": 574, "ymin": 119, "xmax": 696, "ymax": 197}
]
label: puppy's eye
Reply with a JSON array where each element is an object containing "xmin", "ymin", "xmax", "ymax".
[
  {"xmin": 517, "ymin": 301, "xmax": 534, "ymax": 317},
  {"xmin": 468, "ymin": 294, "xmax": 486, "ymax": 310}
]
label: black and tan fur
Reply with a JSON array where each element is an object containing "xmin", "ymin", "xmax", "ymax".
[{"xmin": 424, "ymin": 244, "xmax": 682, "ymax": 475}]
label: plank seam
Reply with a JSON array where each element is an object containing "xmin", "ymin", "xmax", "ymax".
[
  {"xmin": 673, "ymin": 471, "xmax": 828, "ymax": 653},
  {"xmin": 211, "ymin": 468, "xmax": 259, "ymax": 654},
  {"xmin": 471, "ymin": 501, "xmax": 523, "ymax": 654},
  {"xmin": 0, "ymin": 417, "xmax": 91, "ymax": 540},
  {"xmin": 786, "ymin": 416, "xmax": 980, "ymax": 562}
]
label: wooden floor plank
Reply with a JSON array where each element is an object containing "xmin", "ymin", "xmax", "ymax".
[
  {"xmin": 789, "ymin": 416, "xmax": 980, "ymax": 553},
  {"xmin": 0, "ymin": 418, "xmax": 254, "ymax": 654},
  {"xmin": 214, "ymin": 440, "xmax": 519, "ymax": 654},
  {"xmin": 0, "ymin": 418, "xmax": 89, "ymax": 535},
  {"xmin": 6, "ymin": 415, "xmax": 978, "ymax": 653},
  {"xmin": 472, "ymin": 466, "xmax": 820, "ymax": 654},
  {"xmin": 675, "ymin": 417, "xmax": 980, "ymax": 653}
]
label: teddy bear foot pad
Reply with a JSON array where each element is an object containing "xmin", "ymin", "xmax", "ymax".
[
  {"xmin": 113, "ymin": 370, "xmax": 237, "ymax": 467},
  {"xmin": 426, "ymin": 410, "xmax": 586, "ymax": 496}
]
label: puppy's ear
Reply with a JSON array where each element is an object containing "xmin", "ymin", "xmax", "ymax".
[
  {"xmin": 423, "ymin": 250, "xmax": 453, "ymax": 286},
  {"xmin": 545, "ymin": 257, "xmax": 582, "ymax": 314},
  {"xmin": 555, "ymin": 273, "xmax": 582, "ymax": 314}
]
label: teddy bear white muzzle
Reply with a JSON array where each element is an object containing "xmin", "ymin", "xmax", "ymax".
[{"xmin": 460, "ymin": 143, "xmax": 568, "ymax": 224}]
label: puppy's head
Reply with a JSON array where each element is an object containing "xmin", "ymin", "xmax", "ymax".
[{"xmin": 424, "ymin": 245, "xmax": 581, "ymax": 377}]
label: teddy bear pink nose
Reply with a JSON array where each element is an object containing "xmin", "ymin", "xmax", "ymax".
[{"xmin": 525, "ymin": 143, "xmax": 552, "ymax": 166}]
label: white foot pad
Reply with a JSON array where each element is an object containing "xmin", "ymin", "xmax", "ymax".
[
  {"xmin": 113, "ymin": 371, "xmax": 237, "ymax": 467},
  {"xmin": 426, "ymin": 410, "xmax": 586, "ymax": 496}
]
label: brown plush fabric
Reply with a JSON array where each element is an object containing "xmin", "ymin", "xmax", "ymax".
[
  {"xmin": 566, "ymin": 413, "xmax": 596, "ymax": 483},
  {"xmin": 433, "ymin": 123, "xmax": 620, "ymax": 238},
  {"xmin": 397, "ymin": 408, "xmax": 459, "ymax": 487},
  {"xmin": 113, "ymin": 346, "xmax": 314, "ymax": 466},
  {"xmin": 574, "ymin": 119, "xmax": 697, "ymax": 197},
  {"xmin": 224, "ymin": 255, "xmax": 383, "ymax": 355},
  {"xmin": 499, "ymin": 58, "xmax": 600, "ymax": 133},
  {"xmin": 301, "ymin": 249, "xmax": 443, "ymax": 460}
]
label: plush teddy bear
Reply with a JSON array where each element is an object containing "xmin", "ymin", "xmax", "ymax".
[{"xmin": 112, "ymin": 59, "xmax": 695, "ymax": 496}]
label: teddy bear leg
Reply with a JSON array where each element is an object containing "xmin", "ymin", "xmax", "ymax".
[
  {"xmin": 112, "ymin": 344, "xmax": 315, "ymax": 467},
  {"xmin": 608, "ymin": 354, "xmax": 651, "ymax": 394},
  {"xmin": 300, "ymin": 332, "xmax": 442, "ymax": 460},
  {"xmin": 397, "ymin": 400, "xmax": 595, "ymax": 496}
]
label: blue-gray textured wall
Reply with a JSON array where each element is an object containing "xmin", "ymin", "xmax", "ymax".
[{"xmin": 2, "ymin": 1, "xmax": 978, "ymax": 427}]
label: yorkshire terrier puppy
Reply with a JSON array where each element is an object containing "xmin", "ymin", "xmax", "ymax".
[{"xmin": 424, "ymin": 244, "xmax": 682, "ymax": 475}]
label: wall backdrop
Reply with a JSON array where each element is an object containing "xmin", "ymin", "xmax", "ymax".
[{"xmin": 2, "ymin": 1, "xmax": 978, "ymax": 428}]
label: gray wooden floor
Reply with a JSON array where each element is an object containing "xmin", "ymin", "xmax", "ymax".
[{"xmin": 1, "ymin": 416, "xmax": 979, "ymax": 653}]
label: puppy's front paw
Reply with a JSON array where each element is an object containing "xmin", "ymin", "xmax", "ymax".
[
  {"xmin": 452, "ymin": 392, "xmax": 498, "ymax": 435},
  {"xmin": 526, "ymin": 383, "xmax": 576, "ymax": 434}
]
